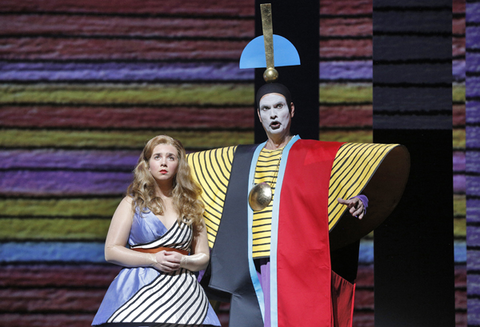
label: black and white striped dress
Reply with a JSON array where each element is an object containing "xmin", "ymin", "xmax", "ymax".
[{"xmin": 92, "ymin": 209, "xmax": 220, "ymax": 327}]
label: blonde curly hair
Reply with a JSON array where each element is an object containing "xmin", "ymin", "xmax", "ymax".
[{"xmin": 127, "ymin": 135, "xmax": 204, "ymax": 229}]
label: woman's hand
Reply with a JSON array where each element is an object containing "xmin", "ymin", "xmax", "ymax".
[
  {"xmin": 154, "ymin": 251, "xmax": 183, "ymax": 273},
  {"xmin": 337, "ymin": 197, "xmax": 365, "ymax": 219}
]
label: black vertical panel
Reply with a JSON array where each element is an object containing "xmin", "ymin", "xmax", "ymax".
[
  {"xmin": 254, "ymin": 0, "xmax": 319, "ymax": 142},
  {"xmin": 373, "ymin": 0, "xmax": 455, "ymax": 326}
]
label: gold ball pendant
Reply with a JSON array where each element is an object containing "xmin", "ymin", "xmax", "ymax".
[
  {"xmin": 248, "ymin": 182, "xmax": 273, "ymax": 211},
  {"xmin": 263, "ymin": 67, "xmax": 279, "ymax": 83}
]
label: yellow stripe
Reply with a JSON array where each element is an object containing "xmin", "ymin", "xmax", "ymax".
[
  {"xmin": 251, "ymin": 148, "xmax": 282, "ymax": 258},
  {"xmin": 187, "ymin": 146, "xmax": 236, "ymax": 248},
  {"xmin": 328, "ymin": 143, "xmax": 398, "ymax": 229}
]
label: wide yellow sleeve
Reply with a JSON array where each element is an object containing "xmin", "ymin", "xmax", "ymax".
[
  {"xmin": 187, "ymin": 146, "xmax": 236, "ymax": 248},
  {"xmin": 327, "ymin": 142, "xmax": 410, "ymax": 250},
  {"xmin": 327, "ymin": 142, "xmax": 399, "ymax": 229}
]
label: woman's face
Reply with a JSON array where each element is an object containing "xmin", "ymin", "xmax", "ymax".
[{"xmin": 148, "ymin": 144, "xmax": 179, "ymax": 183}]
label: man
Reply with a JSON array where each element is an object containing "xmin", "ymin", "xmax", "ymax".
[{"xmin": 187, "ymin": 83, "xmax": 409, "ymax": 327}]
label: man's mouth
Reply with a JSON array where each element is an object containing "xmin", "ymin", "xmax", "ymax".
[{"xmin": 270, "ymin": 121, "xmax": 280, "ymax": 129}]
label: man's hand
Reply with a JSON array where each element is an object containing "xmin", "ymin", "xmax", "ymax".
[{"xmin": 337, "ymin": 197, "xmax": 365, "ymax": 219}]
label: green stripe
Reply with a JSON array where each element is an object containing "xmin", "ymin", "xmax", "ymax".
[
  {"xmin": 0, "ymin": 129, "xmax": 254, "ymax": 149},
  {"xmin": 319, "ymin": 83, "xmax": 372, "ymax": 103},
  {"xmin": 454, "ymin": 218, "xmax": 465, "ymax": 238},
  {"xmin": 0, "ymin": 198, "xmax": 121, "ymax": 216},
  {"xmin": 0, "ymin": 84, "xmax": 254, "ymax": 106},
  {"xmin": 454, "ymin": 194, "xmax": 466, "ymax": 217},
  {"xmin": 452, "ymin": 83, "xmax": 465, "ymax": 103},
  {"xmin": 1, "ymin": 218, "xmax": 109, "ymax": 240},
  {"xmin": 319, "ymin": 130, "xmax": 373, "ymax": 143},
  {"xmin": 453, "ymin": 129, "xmax": 465, "ymax": 149}
]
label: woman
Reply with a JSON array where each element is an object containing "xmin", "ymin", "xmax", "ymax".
[{"xmin": 92, "ymin": 135, "xmax": 220, "ymax": 327}]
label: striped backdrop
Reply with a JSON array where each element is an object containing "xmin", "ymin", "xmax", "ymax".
[
  {"xmin": 321, "ymin": 0, "xmax": 466, "ymax": 325},
  {"xmin": 466, "ymin": 1, "xmax": 480, "ymax": 326},
  {"xmin": 0, "ymin": 0, "xmax": 466, "ymax": 326}
]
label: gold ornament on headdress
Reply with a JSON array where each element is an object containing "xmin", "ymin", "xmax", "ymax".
[{"xmin": 260, "ymin": 3, "xmax": 279, "ymax": 83}]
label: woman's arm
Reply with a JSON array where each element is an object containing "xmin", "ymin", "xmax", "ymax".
[
  {"xmin": 180, "ymin": 219, "xmax": 210, "ymax": 271},
  {"xmin": 104, "ymin": 196, "xmax": 157, "ymax": 268}
]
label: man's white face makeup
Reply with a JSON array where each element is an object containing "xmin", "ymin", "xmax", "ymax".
[{"xmin": 257, "ymin": 93, "xmax": 293, "ymax": 138}]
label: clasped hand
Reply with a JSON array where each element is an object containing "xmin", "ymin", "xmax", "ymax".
[
  {"xmin": 337, "ymin": 197, "xmax": 365, "ymax": 219},
  {"xmin": 154, "ymin": 250, "xmax": 183, "ymax": 273}
]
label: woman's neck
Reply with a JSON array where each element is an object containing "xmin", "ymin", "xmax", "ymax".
[{"xmin": 154, "ymin": 181, "xmax": 174, "ymax": 199}]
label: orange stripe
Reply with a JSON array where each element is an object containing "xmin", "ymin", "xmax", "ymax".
[{"xmin": 131, "ymin": 246, "xmax": 189, "ymax": 255}]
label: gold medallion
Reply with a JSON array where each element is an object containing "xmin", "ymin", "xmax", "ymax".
[{"xmin": 248, "ymin": 182, "xmax": 272, "ymax": 211}]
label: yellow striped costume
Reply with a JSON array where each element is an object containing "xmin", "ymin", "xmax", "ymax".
[{"xmin": 187, "ymin": 140, "xmax": 400, "ymax": 251}]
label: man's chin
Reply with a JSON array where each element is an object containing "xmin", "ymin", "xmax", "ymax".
[{"xmin": 266, "ymin": 129, "xmax": 286, "ymax": 137}]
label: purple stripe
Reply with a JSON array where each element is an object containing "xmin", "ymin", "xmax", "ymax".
[
  {"xmin": 467, "ymin": 53, "xmax": 480, "ymax": 73},
  {"xmin": 467, "ymin": 3, "xmax": 480, "ymax": 24},
  {"xmin": 319, "ymin": 61, "xmax": 372, "ymax": 80},
  {"xmin": 468, "ymin": 274, "xmax": 480, "ymax": 295},
  {"xmin": 467, "ymin": 127, "xmax": 480, "ymax": 148},
  {"xmin": 466, "ymin": 175, "xmax": 480, "ymax": 197},
  {"xmin": 468, "ymin": 300, "xmax": 480, "ymax": 320},
  {"xmin": 466, "ymin": 77, "xmax": 480, "ymax": 98},
  {"xmin": 454, "ymin": 175, "xmax": 465, "ymax": 193},
  {"xmin": 0, "ymin": 62, "xmax": 254, "ymax": 81},
  {"xmin": 466, "ymin": 104, "xmax": 480, "ymax": 124},
  {"xmin": 0, "ymin": 171, "xmax": 131, "ymax": 195},
  {"xmin": 466, "ymin": 26, "xmax": 480, "ymax": 49},
  {"xmin": 467, "ymin": 151, "xmax": 480, "ymax": 174},
  {"xmin": 453, "ymin": 151, "xmax": 465, "ymax": 172},
  {"xmin": 467, "ymin": 199, "xmax": 480, "ymax": 221},
  {"xmin": 453, "ymin": 60, "xmax": 465, "ymax": 81},
  {"xmin": 0, "ymin": 149, "xmax": 139, "ymax": 170},
  {"xmin": 468, "ymin": 247, "xmax": 480, "ymax": 268},
  {"xmin": 466, "ymin": 53, "xmax": 480, "ymax": 72},
  {"xmin": 468, "ymin": 227, "xmax": 480, "ymax": 247}
]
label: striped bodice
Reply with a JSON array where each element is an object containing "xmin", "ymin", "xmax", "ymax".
[{"xmin": 130, "ymin": 215, "xmax": 193, "ymax": 253}]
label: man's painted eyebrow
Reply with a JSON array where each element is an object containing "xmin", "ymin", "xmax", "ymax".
[{"xmin": 262, "ymin": 101, "xmax": 284, "ymax": 108}]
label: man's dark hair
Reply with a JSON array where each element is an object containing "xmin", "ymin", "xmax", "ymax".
[{"xmin": 256, "ymin": 83, "xmax": 292, "ymax": 109}]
